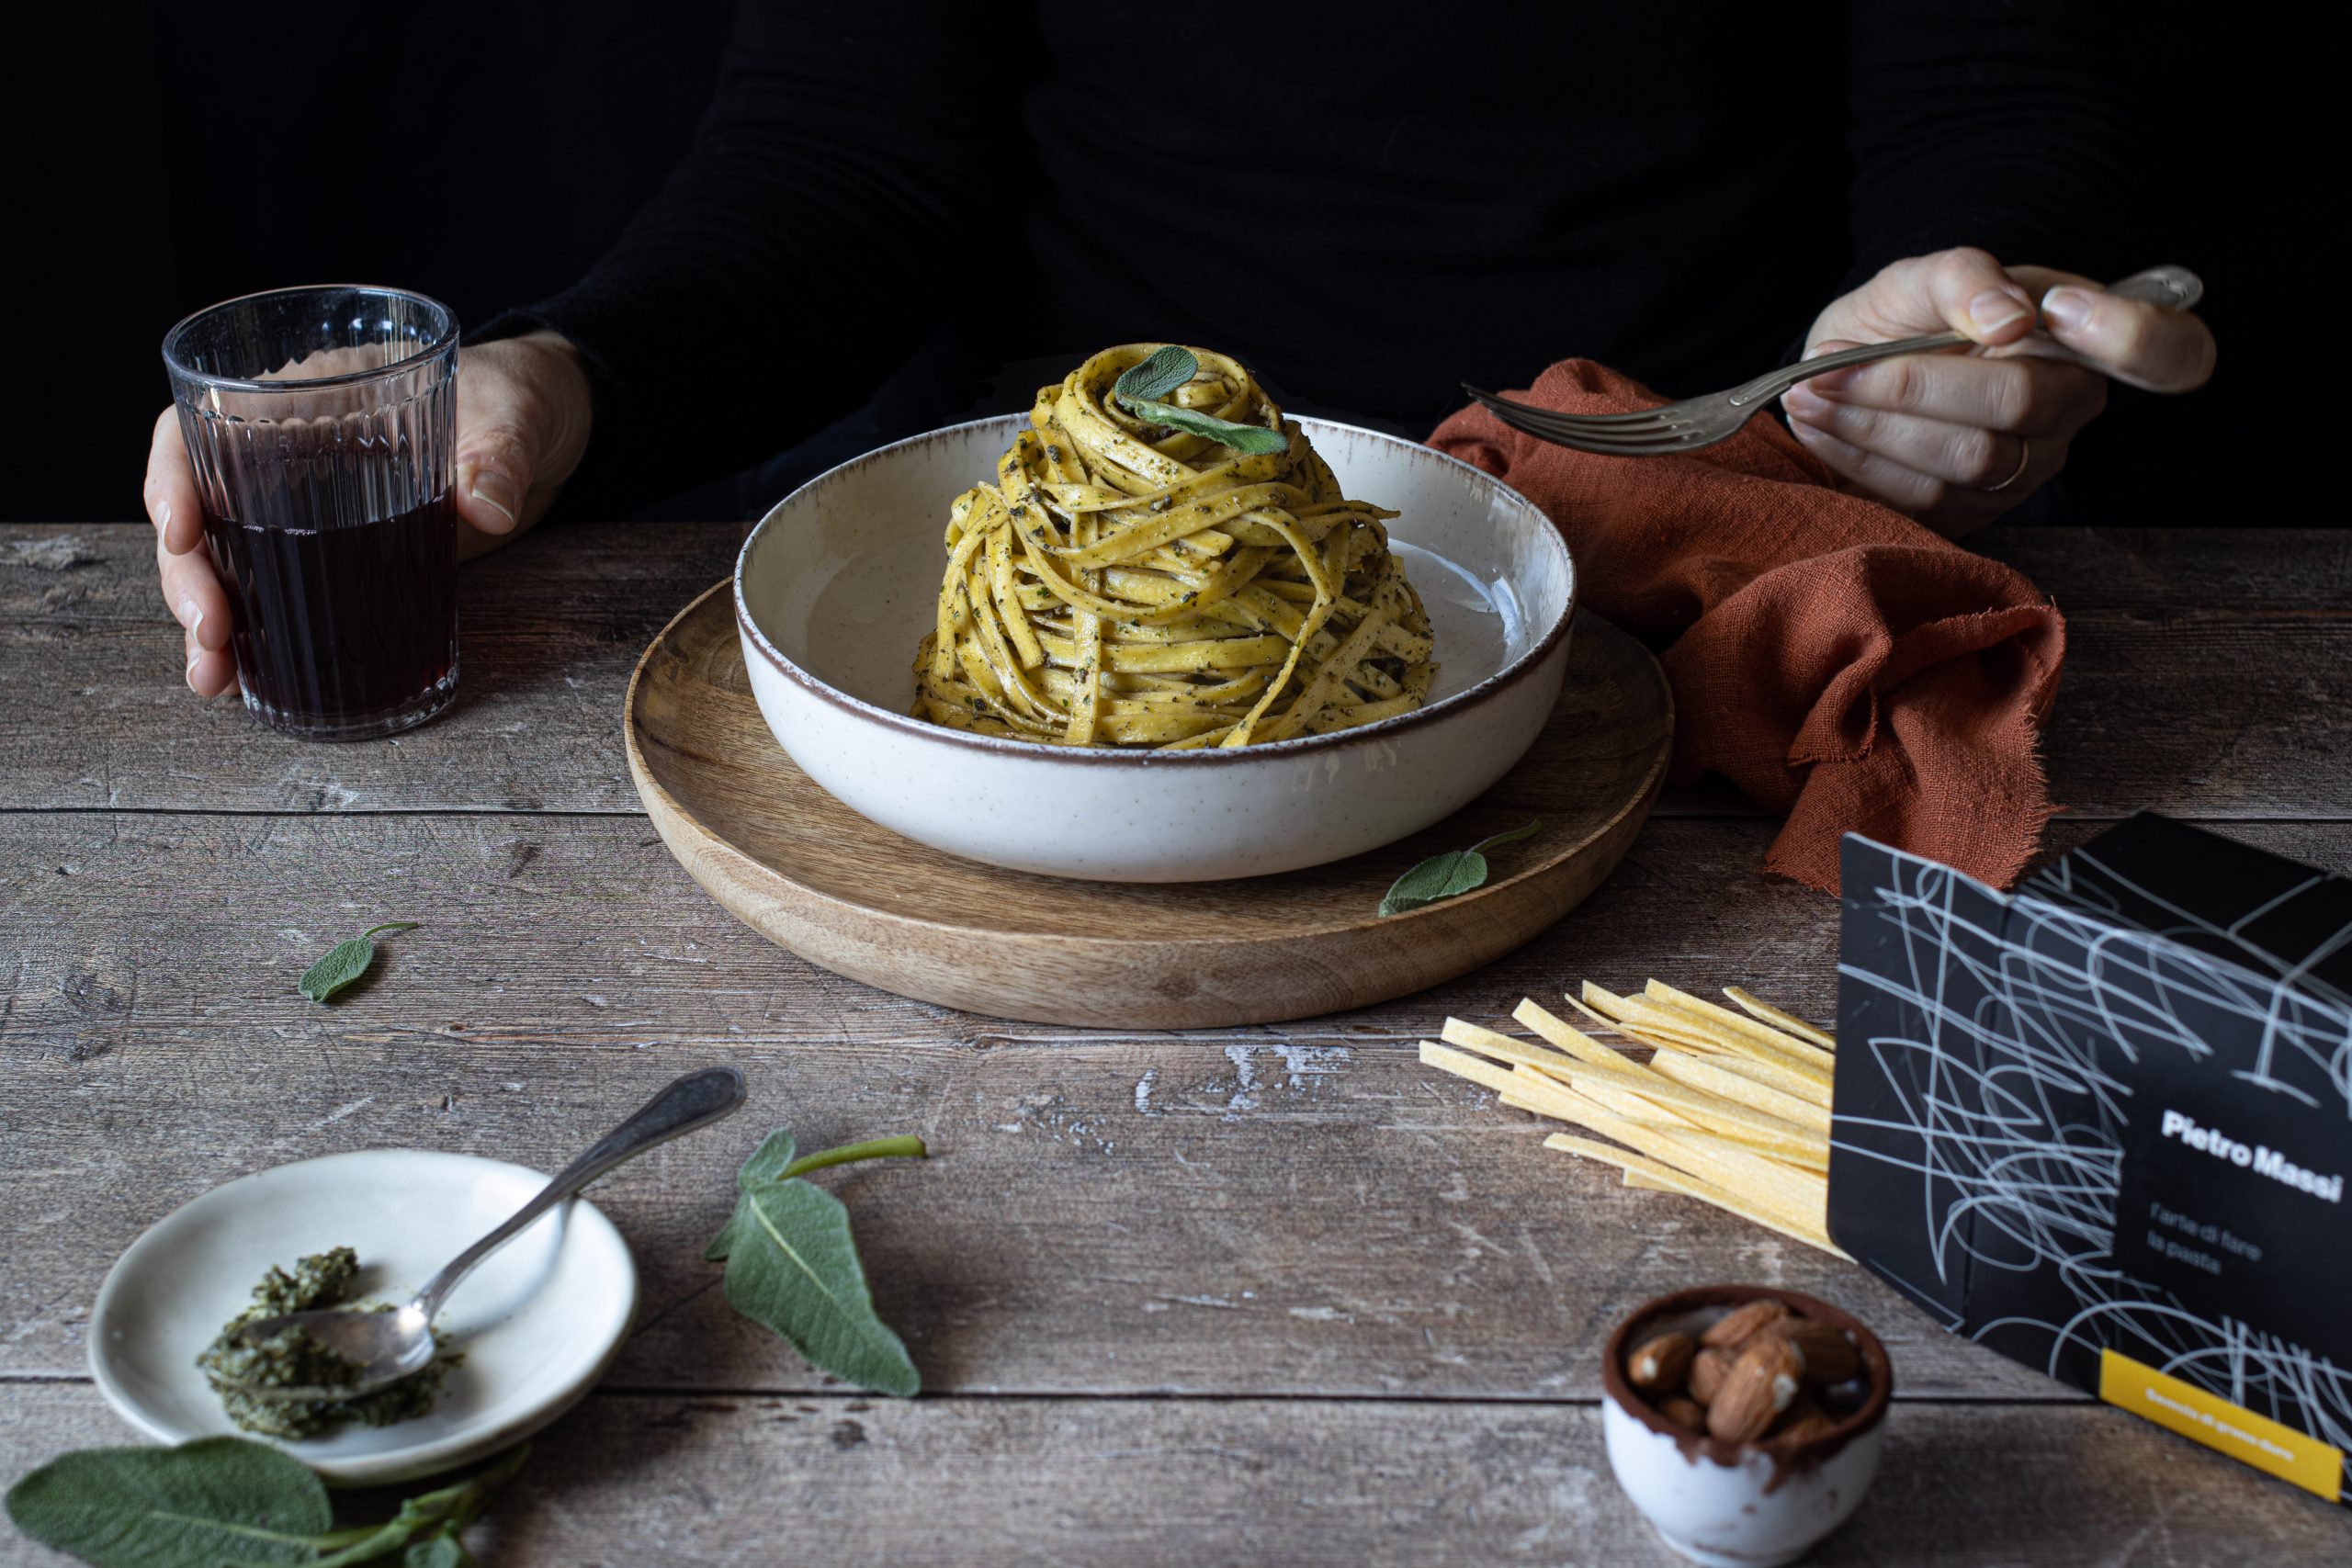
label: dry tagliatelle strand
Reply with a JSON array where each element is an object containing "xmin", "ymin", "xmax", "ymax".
[
  {"xmin": 910, "ymin": 344, "xmax": 1437, "ymax": 749},
  {"xmin": 1420, "ymin": 979, "xmax": 1849, "ymax": 1258}
]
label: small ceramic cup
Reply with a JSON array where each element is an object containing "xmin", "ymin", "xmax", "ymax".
[{"xmin": 1600, "ymin": 1284, "xmax": 1892, "ymax": 1568}]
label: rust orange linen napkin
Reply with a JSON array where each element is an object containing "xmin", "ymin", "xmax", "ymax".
[{"xmin": 1429, "ymin": 360, "xmax": 2064, "ymax": 895}]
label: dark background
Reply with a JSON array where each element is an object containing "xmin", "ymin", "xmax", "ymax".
[{"xmin": 19, "ymin": 1, "xmax": 2278, "ymax": 525}]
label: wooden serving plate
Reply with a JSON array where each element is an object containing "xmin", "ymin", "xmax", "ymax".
[{"xmin": 626, "ymin": 582, "xmax": 1672, "ymax": 1027}]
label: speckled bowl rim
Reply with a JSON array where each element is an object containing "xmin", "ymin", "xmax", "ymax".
[
  {"xmin": 1600, "ymin": 1283, "xmax": 1894, "ymax": 1468},
  {"xmin": 732, "ymin": 413, "xmax": 1577, "ymax": 767}
]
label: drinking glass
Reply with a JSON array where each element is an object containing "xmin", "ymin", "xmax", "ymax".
[{"xmin": 164, "ymin": 286, "xmax": 460, "ymax": 740}]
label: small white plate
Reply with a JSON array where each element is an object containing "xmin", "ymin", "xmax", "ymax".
[{"xmin": 87, "ymin": 1149, "xmax": 637, "ymax": 1485}]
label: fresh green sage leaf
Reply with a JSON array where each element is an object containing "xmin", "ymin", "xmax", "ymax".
[
  {"xmin": 299, "ymin": 922, "xmax": 419, "ymax": 1004},
  {"xmin": 708, "ymin": 1128, "xmax": 926, "ymax": 1398},
  {"xmin": 5, "ymin": 1436, "xmax": 331, "ymax": 1568},
  {"xmin": 1377, "ymin": 820, "xmax": 1542, "ymax": 917},
  {"xmin": 1114, "ymin": 344, "xmax": 1197, "ymax": 403},
  {"xmin": 1116, "ymin": 397, "xmax": 1290, "ymax": 455}
]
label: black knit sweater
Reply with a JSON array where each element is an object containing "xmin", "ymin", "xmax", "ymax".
[{"xmin": 484, "ymin": 0, "xmax": 2133, "ymax": 511}]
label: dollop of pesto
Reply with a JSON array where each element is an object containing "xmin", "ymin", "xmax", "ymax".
[{"xmin": 196, "ymin": 1247, "xmax": 450, "ymax": 1439}]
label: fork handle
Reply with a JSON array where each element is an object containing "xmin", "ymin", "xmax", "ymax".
[{"xmin": 1725, "ymin": 265, "xmax": 2205, "ymax": 408}]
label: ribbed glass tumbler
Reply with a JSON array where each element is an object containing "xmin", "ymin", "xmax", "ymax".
[{"xmin": 164, "ymin": 286, "xmax": 460, "ymax": 740}]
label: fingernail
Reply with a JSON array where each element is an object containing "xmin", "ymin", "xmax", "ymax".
[
  {"xmin": 1784, "ymin": 384, "xmax": 1831, "ymax": 421},
  {"xmin": 185, "ymin": 648, "xmax": 201, "ymax": 690},
  {"xmin": 1968, "ymin": 290, "xmax": 2032, "ymax": 337},
  {"xmin": 2041, "ymin": 287, "xmax": 2093, "ymax": 333},
  {"xmin": 178, "ymin": 598, "xmax": 201, "ymax": 634},
  {"xmin": 466, "ymin": 467, "xmax": 520, "ymax": 527},
  {"xmin": 1788, "ymin": 416, "xmax": 1826, "ymax": 442}
]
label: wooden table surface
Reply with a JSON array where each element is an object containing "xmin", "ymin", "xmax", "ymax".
[{"xmin": 5, "ymin": 522, "xmax": 2348, "ymax": 1565}]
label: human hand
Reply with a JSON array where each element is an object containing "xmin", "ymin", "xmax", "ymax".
[
  {"xmin": 145, "ymin": 330, "xmax": 594, "ymax": 694},
  {"xmin": 1781, "ymin": 248, "xmax": 2216, "ymax": 536}
]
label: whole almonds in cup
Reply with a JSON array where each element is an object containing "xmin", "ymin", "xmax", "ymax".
[
  {"xmin": 1620, "ymin": 1297, "xmax": 1869, "ymax": 1444},
  {"xmin": 1601, "ymin": 1286, "xmax": 1892, "ymax": 1568}
]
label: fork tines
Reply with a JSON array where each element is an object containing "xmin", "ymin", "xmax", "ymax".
[{"xmin": 1462, "ymin": 386, "xmax": 1712, "ymax": 456}]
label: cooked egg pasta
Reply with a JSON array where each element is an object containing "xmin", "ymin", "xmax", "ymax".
[{"xmin": 910, "ymin": 344, "xmax": 1436, "ymax": 748}]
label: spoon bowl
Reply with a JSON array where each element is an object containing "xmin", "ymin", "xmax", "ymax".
[{"xmin": 230, "ymin": 1302, "xmax": 439, "ymax": 1401}]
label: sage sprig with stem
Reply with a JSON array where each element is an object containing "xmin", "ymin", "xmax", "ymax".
[
  {"xmin": 5, "ymin": 1438, "xmax": 523, "ymax": 1568},
  {"xmin": 299, "ymin": 923, "xmax": 419, "ymax": 1004},
  {"xmin": 1111, "ymin": 346, "xmax": 1288, "ymax": 456},
  {"xmin": 707, "ymin": 1130, "xmax": 929, "ymax": 1397}
]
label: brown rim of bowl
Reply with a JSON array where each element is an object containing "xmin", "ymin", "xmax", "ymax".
[
  {"xmin": 1600, "ymin": 1284, "xmax": 1894, "ymax": 1465},
  {"xmin": 731, "ymin": 413, "xmax": 1577, "ymax": 768}
]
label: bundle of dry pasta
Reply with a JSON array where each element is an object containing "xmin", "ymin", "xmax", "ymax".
[
  {"xmin": 911, "ymin": 344, "xmax": 1435, "ymax": 748},
  {"xmin": 1420, "ymin": 980, "xmax": 1845, "ymax": 1257}
]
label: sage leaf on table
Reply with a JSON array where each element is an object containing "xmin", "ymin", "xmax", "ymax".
[
  {"xmin": 4, "ymin": 1438, "xmax": 326, "ymax": 1567},
  {"xmin": 1110, "ymin": 345, "xmax": 1290, "ymax": 456},
  {"xmin": 299, "ymin": 922, "xmax": 419, "ymax": 1004},
  {"xmin": 707, "ymin": 1129, "xmax": 927, "ymax": 1398},
  {"xmin": 1377, "ymin": 820, "xmax": 1543, "ymax": 917},
  {"xmin": 4, "ymin": 1437, "xmax": 521, "ymax": 1568}
]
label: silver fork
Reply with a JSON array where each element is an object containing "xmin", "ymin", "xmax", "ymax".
[{"xmin": 1462, "ymin": 265, "xmax": 2204, "ymax": 457}]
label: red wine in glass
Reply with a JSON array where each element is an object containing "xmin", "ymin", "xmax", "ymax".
[
  {"xmin": 201, "ymin": 485, "xmax": 458, "ymax": 736},
  {"xmin": 164, "ymin": 285, "xmax": 462, "ymax": 741}
]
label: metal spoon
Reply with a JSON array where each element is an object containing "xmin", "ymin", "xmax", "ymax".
[{"xmin": 216, "ymin": 1066, "xmax": 748, "ymax": 1402}]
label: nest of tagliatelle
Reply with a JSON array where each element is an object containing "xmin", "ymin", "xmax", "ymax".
[{"xmin": 911, "ymin": 344, "xmax": 1437, "ymax": 749}]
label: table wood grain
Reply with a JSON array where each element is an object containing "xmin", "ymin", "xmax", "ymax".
[{"xmin": 5, "ymin": 522, "xmax": 2347, "ymax": 1564}]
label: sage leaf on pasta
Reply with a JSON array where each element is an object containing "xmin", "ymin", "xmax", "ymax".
[
  {"xmin": 1114, "ymin": 344, "xmax": 1198, "ymax": 403},
  {"xmin": 1378, "ymin": 820, "xmax": 1542, "ymax": 917},
  {"xmin": 1117, "ymin": 396, "xmax": 1291, "ymax": 456},
  {"xmin": 707, "ymin": 1129, "xmax": 927, "ymax": 1397},
  {"xmin": 298, "ymin": 922, "xmax": 419, "ymax": 1004}
]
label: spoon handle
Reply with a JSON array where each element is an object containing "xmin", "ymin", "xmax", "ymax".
[{"xmin": 412, "ymin": 1066, "xmax": 747, "ymax": 1321}]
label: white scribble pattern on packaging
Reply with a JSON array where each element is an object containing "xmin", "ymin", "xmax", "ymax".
[{"xmin": 1835, "ymin": 845, "xmax": 2350, "ymax": 1466}]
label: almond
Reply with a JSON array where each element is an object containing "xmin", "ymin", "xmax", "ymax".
[
  {"xmin": 1699, "ymin": 1298, "xmax": 1789, "ymax": 1350},
  {"xmin": 1767, "ymin": 1319, "xmax": 1861, "ymax": 1385},
  {"xmin": 1705, "ymin": 1335, "xmax": 1804, "ymax": 1444},
  {"xmin": 1688, "ymin": 1345, "xmax": 1736, "ymax": 1404},
  {"xmin": 1657, "ymin": 1395, "xmax": 1706, "ymax": 1432},
  {"xmin": 1770, "ymin": 1399, "xmax": 1838, "ymax": 1442},
  {"xmin": 1626, "ymin": 1330, "xmax": 1694, "ymax": 1393}
]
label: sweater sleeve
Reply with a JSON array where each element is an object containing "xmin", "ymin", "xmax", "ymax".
[
  {"xmin": 476, "ymin": 0, "xmax": 1021, "ymax": 512},
  {"xmin": 1836, "ymin": 0, "xmax": 2136, "ymax": 288}
]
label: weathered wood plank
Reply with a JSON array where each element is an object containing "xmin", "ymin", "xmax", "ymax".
[
  {"xmin": 2, "ymin": 1382, "xmax": 2343, "ymax": 1567},
  {"xmin": 8, "ymin": 811, "xmax": 2348, "ymax": 1401},
  {"xmin": 1978, "ymin": 526, "xmax": 2352, "ymax": 615},
  {"xmin": 6, "ymin": 524, "xmax": 2350, "ymax": 818},
  {"xmin": 1, "ymin": 522, "xmax": 742, "ymax": 816}
]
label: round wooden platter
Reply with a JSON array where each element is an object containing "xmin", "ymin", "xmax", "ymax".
[{"xmin": 625, "ymin": 582, "xmax": 1673, "ymax": 1028}]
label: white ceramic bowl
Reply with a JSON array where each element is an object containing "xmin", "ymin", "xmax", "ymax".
[
  {"xmin": 1601, "ymin": 1286, "xmax": 1892, "ymax": 1567},
  {"xmin": 87, "ymin": 1150, "xmax": 637, "ymax": 1484},
  {"xmin": 734, "ymin": 414, "xmax": 1575, "ymax": 883}
]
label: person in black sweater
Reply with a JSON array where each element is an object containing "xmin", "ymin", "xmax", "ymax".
[{"xmin": 149, "ymin": 0, "xmax": 2213, "ymax": 700}]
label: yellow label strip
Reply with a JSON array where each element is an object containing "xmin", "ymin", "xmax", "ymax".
[{"xmin": 2098, "ymin": 1349, "xmax": 2344, "ymax": 1502}]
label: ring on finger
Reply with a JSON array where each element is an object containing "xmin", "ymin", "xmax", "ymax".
[{"xmin": 1984, "ymin": 435, "xmax": 2031, "ymax": 493}]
